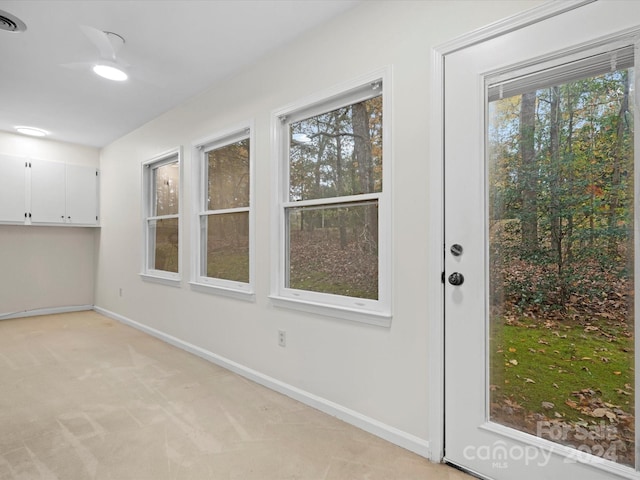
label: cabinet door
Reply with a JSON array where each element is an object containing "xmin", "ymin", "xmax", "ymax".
[
  {"xmin": 66, "ymin": 165, "xmax": 98, "ymax": 225},
  {"xmin": 0, "ymin": 154, "xmax": 27, "ymax": 223},
  {"xmin": 30, "ymin": 159, "xmax": 66, "ymax": 224}
]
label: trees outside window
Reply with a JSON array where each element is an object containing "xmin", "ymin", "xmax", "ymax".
[
  {"xmin": 273, "ymin": 74, "xmax": 391, "ymax": 324},
  {"xmin": 192, "ymin": 127, "xmax": 254, "ymax": 296},
  {"xmin": 142, "ymin": 149, "xmax": 181, "ymax": 284}
]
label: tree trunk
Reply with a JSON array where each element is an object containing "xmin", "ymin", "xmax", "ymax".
[
  {"xmin": 607, "ymin": 70, "xmax": 630, "ymax": 255},
  {"xmin": 335, "ymin": 126, "xmax": 347, "ymax": 249},
  {"xmin": 352, "ymin": 102, "xmax": 374, "ymax": 194},
  {"xmin": 563, "ymin": 87, "xmax": 575, "ymax": 263},
  {"xmin": 549, "ymin": 86, "xmax": 563, "ymax": 274},
  {"xmin": 352, "ymin": 101, "xmax": 378, "ymax": 249},
  {"xmin": 519, "ymin": 91, "xmax": 538, "ymax": 254}
]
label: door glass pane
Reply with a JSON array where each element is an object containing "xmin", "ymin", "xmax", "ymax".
[{"xmin": 488, "ymin": 64, "xmax": 635, "ymax": 466}]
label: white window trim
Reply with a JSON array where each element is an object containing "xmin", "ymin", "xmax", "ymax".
[
  {"xmin": 190, "ymin": 122, "xmax": 255, "ymax": 300},
  {"xmin": 140, "ymin": 147, "xmax": 182, "ymax": 286},
  {"xmin": 270, "ymin": 68, "xmax": 392, "ymax": 326}
]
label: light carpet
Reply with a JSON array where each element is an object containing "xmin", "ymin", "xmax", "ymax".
[{"xmin": 0, "ymin": 311, "xmax": 472, "ymax": 480}]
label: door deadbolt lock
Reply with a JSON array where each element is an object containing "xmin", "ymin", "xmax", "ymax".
[
  {"xmin": 448, "ymin": 272, "xmax": 464, "ymax": 286},
  {"xmin": 450, "ymin": 244, "xmax": 463, "ymax": 256}
]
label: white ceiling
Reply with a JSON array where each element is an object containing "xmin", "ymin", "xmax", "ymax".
[{"xmin": 0, "ymin": 0, "xmax": 360, "ymax": 148}]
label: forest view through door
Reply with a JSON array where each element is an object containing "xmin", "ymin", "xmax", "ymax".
[
  {"xmin": 489, "ymin": 45, "xmax": 635, "ymax": 463},
  {"xmin": 444, "ymin": 2, "xmax": 640, "ymax": 479}
]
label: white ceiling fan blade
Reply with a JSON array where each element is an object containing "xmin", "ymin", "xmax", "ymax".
[{"xmin": 80, "ymin": 25, "xmax": 123, "ymax": 61}]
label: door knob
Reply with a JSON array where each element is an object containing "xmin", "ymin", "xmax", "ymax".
[{"xmin": 448, "ymin": 272, "xmax": 464, "ymax": 286}]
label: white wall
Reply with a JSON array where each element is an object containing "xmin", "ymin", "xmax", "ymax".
[
  {"xmin": 0, "ymin": 131, "xmax": 99, "ymax": 316},
  {"xmin": 95, "ymin": 0, "xmax": 543, "ymax": 455}
]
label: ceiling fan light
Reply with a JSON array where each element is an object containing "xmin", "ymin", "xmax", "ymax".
[
  {"xmin": 15, "ymin": 126, "xmax": 48, "ymax": 137},
  {"xmin": 93, "ymin": 64, "xmax": 128, "ymax": 81}
]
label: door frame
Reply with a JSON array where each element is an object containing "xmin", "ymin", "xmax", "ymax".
[{"xmin": 427, "ymin": 0, "xmax": 598, "ymax": 464}]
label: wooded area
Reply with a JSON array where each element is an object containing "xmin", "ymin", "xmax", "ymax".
[
  {"xmin": 489, "ymin": 70, "xmax": 633, "ymax": 314},
  {"xmin": 488, "ymin": 68, "xmax": 635, "ymax": 465},
  {"xmin": 152, "ymin": 162, "xmax": 179, "ymax": 273},
  {"xmin": 204, "ymin": 140, "xmax": 250, "ymax": 282},
  {"xmin": 287, "ymin": 96, "xmax": 382, "ymax": 299}
]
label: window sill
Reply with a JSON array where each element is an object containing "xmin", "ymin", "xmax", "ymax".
[
  {"xmin": 269, "ymin": 294, "xmax": 391, "ymax": 327},
  {"xmin": 139, "ymin": 273, "xmax": 182, "ymax": 288},
  {"xmin": 189, "ymin": 281, "xmax": 255, "ymax": 302}
]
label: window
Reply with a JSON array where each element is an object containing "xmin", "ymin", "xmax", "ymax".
[
  {"xmin": 141, "ymin": 148, "xmax": 181, "ymax": 285},
  {"xmin": 191, "ymin": 125, "xmax": 254, "ymax": 297},
  {"xmin": 272, "ymin": 72, "xmax": 391, "ymax": 325}
]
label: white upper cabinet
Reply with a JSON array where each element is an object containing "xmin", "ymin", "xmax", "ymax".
[
  {"xmin": 30, "ymin": 159, "xmax": 67, "ymax": 224},
  {"xmin": 0, "ymin": 154, "xmax": 27, "ymax": 223},
  {"xmin": 0, "ymin": 156, "xmax": 99, "ymax": 226},
  {"xmin": 65, "ymin": 164, "xmax": 99, "ymax": 225}
]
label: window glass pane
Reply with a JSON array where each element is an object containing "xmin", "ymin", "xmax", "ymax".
[
  {"xmin": 154, "ymin": 162, "xmax": 179, "ymax": 216},
  {"xmin": 207, "ymin": 139, "xmax": 250, "ymax": 211},
  {"xmin": 287, "ymin": 201, "xmax": 378, "ymax": 299},
  {"xmin": 205, "ymin": 212, "xmax": 249, "ymax": 283},
  {"xmin": 148, "ymin": 218, "xmax": 179, "ymax": 273},
  {"xmin": 289, "ymin": 95, "xmax": 382, "ymax": 202}
]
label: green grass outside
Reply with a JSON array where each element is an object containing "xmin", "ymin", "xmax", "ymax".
[
  {"xmin": 491, "ymin": 317, "xmax": 634, "ymax": 421},
  {"xmin": 208, "ymin": 252, "xmax": 249, "ymax": 283},
  {"xmin": 290, "ymin": 270, "xmax": 377, "ymax": 300}
]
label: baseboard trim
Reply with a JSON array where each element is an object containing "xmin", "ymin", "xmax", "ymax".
[
  {"xmin": 94, "ymin": 305, "xmax": 431, "ymax": 458},
  {"xmin": 0, "ymin": 304, "xmax": 93, "ymax": 320}
]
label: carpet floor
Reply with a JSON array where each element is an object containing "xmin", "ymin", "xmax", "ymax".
[{"xmin": 0, "ymin": 311, "xmax": 472, "ymax": 480}]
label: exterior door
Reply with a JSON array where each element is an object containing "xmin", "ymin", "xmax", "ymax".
[{"xmin": 444, "ymin": 2, "xmax": 640, "ymax": 479}]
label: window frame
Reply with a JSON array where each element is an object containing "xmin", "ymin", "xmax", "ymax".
[
  {"xmin": 140, "ymin": 147, "xmax": 182, "ymax": 287},
  {"xmin": 190, "ymin": 122, "xmax": 255, "ymax": 299},
  {"xmin": 270, "ymin": 69, "xmax": 392, "ymax": 326}
]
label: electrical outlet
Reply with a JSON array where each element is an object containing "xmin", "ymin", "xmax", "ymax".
[
  {"xmin": 278, "ymin": 330, "xmax": 286, "ymax": 347},
  {"xmin": 119, "ymin": 288, "xmax": 123, "ymax": 297}
]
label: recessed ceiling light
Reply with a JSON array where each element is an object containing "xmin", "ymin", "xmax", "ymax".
[
  {"xmin": 15, "ymin": 126, "xmax": 49, "ymax": 137},
  {"xmin": 93, "ymin": 64, "xmax": 128, "ymax": 82}
]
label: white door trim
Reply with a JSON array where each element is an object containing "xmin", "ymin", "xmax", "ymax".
[{"xmin": 427, "ymin": 0, "xmax": 600, "ymax": 463}]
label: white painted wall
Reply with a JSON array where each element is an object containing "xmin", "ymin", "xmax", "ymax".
[
  {"xmin": 95, "ymin": 0, "xmax": 543, "ymax": 455},
  {"xmin": 0, "ymin": 131, "xmax": 99, "ymax": 316}
]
